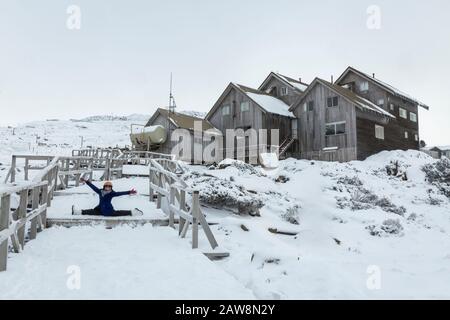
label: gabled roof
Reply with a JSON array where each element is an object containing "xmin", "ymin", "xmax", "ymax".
[
  {"xmin": 259, "ymin": 72, "xmax": 309, "ymax": 93},
  {"xmin": 235, "ymin": 83, "xmax": 295, "ymax": 118},
  {"xmin": 335, "ymin": 66, "xmax": 430, "ymax": 110},
  {"xmin": 289, "ymin": 78, "xmax": 396, "ymax": 119},
  {"xmin": 146, "ymin": 108, "xmax": 216, "ymax": 131},
  {"xmin": 206, "ymin": 82, "xmax": 295, "ymax": 120}
]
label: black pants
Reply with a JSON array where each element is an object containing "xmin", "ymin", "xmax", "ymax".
[{"xmin": 81, "ymin": 207, "xmax": 132, "ymax": 217}]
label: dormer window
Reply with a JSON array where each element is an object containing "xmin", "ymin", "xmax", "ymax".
[
  {"xmin": 327, "ymin": 96, "xmax": 339, "ymax": 108},
  {"xmin": 280, "ymin": 87, "xmax": 288, "ymax": 96},
  {"xmin": 240, "ymin": 101, "xmax": 250, "ymax": 112},
  {"xmin": 360, "ymin": 81, "xmax": 369, "ymax": 92},
  {"xmin": 222, "ymin": 104, "xmax": 231, "ymax": 116}
]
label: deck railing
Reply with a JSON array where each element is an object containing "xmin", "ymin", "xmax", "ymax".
[
  {"xmin": 149, "ymin": 159, "xmax": 217, "ymax": 250},
  {"xmin": 4, "ymin": 155, "xmax": 93, "ymax": 190},
  {"xmin": 0, "ymin": 157, "xmax": 59, "ymax": 271}
]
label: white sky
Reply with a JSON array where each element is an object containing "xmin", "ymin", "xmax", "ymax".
[{"xmin": 0, "ymin": 0, "xmax": 449, "ymax": 146}]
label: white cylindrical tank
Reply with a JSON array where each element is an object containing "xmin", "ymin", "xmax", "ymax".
[{"xmin": 130, "ymin": 125, "xmax": 167, "ymax": 146}]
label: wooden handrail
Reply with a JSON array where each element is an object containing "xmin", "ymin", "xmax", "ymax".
[
  {"xmin": 0, "ymin": 157, "xmax": 60, "ymax": 271},
  {"xmin": 148, "ymin": 159, "xmax": 217, "ymax": 250}
]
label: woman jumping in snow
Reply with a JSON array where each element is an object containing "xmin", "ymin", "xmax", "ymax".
[{"xmin": 72, "ymin": 178, "xmax": 143, "ymax": 216}]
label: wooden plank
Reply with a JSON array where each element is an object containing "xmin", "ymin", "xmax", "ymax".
[
  {"xmin": 17, "ymin": 189, "xmax": 28, "ymax": 248},
  {"xmin": 203, "ymin": 252, "xmax": 230, "ymax": 261},
  {"xmin": 29, "ymin": 186, "xmax": 39, "ymax": 240},
  {"xmin": 191, "ymin": 191, "xmax": 199, "ymax": 249},
  {"xmin": 197, "ymin": 210, "xmax": 218, "ymax": 249},
  {"xmin": 46, "ymin": 217, "xmax": 170, "ymax": 228},
  {"xmin": 0, "ymin": 195, "xmax": 11, "ymax": 271}
]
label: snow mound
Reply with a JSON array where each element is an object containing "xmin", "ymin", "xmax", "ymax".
[
  {"xmin": 217, "ymin": 159, "xmax": 264, "ymax": 176},
  {"xmin": 183, "ymin": 171, "xmax": 264, "ymax": 215}
]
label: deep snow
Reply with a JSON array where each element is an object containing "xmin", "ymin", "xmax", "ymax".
[{"xmin": 1, "ymin": 118, "xmax": 450, "ymax": 299}]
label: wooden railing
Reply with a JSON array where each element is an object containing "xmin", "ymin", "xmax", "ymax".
[
  {"xmin": 5, "ymin": 155, "xmax": 94, "ymax": 190},
  {"xmin": 72, "ymin": 148, "xmax": 122, "ymax": 159},
  {"xmin": 149, "ymin": 159, "xmax": 217, "ymax": 250},
  {"xmin": 71, "ymin": 148, "xmax": 174, "ymax": 180},
  {"xmin": 0, "ymin": 157, "xmax": 59, "ymax": 271}
]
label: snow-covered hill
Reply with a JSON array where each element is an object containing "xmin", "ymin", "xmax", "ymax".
[
  {"xmin": 0, "ymin": 117, "xmax": 145, "ymax": 171},
  {"xmin": 1, "ymin": 117, "xmax": 449, "ymax": 299}
]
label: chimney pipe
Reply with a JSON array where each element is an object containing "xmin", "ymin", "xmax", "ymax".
[
  {"xmin": 372, "ymin": 73, "xmax": 375, "ymax": 78},
  {"xmin": 331, "ymin": 75, "xmax": 334, "ymax": 84},
  {"xmin": 299, "ymin": 77, "xmax": 302, "ymax": 82}
]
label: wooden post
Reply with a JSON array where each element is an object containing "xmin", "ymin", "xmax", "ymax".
[
  {"xmin": 24, "ymin": 158, "xmax": 29, "ymax": 181},
  {"xmin": 41, "ymin": 184, "xmax": 48, "ymax": 229},
  {"xmin": 0, "ymin": 195, "xmax": 11, "ymax": 271},
  {"xmin": 149, "ymin": 168, "xmax": 154, "ymax": 202},
  {"xmin": 192, "ymin": 191, "xmax": 199, "ymax": 249},
  {"xmin": 169, "ymin": 187, "xmax": 175, "ymax": 228},
  {"xmin": 64, "ymin": 158, "xmax": 70, "ymax": 189},
  {"xmin": 17, "ymin": 189, "xmax": 28, "ymax": 248},
  {"xmin": 29, "ymin": 186, "xmax": 39, "ymax": 240},
  {"xmin": 179, "ymin": 190, "xmax": 186, "ymax": 235},
  {"xmin": 105, "ymin": 157, "xmax": 111, "ymax": 181},
  {"xmin": 11, "ymin": 155, "xmax": 17, "ymax": 183},
  {"xmin": 75, "ymin": 159, "xmax": 80, "ymax": 187}
]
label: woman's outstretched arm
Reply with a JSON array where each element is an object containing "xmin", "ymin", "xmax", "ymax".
[
  {"xmin": 112, "ymin": 188, "xmax": 137, "ymax": 197},
  {"xmin": 81, "ymin": 177, "xmax": 101, "ymax": 194}
]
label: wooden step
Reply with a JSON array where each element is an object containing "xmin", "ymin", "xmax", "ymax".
[{"xmin": 46, "ymin": 217, "xmax": 170, "ymax": 228}]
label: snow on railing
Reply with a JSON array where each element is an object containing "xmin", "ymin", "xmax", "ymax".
[
  {"xmin": 148, "ymin": 159, "xmax": 218, "ymax": 250},
  {"xmin": 0, "ymin": 158, "xmax": 59, "ymax": 272},
  {"xmin": 6, "ymin": 155, "xmax": 94, "ymax": 190}
]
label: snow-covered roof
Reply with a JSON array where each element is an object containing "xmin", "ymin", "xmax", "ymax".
[
  {"xmin": 235, "ymin": 84, "xmax": 295, "ymax": 118},
  {"xmin": 336, "ymin": 67, "xmax": 430, "ymax": 110},
  {"xmin": 147, "ymin": 108, "xmax": 216, "ymax": 131},
  {"xmin": 275, "ymin": 73, "xmax": 309, "ymax": 92},
  {"xmin": 302, "ymin": 79, "xmax": 396, "ymax": 119}
]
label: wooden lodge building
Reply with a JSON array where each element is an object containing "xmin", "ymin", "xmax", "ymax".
[
  {"xmin": 203, "ymin": 67, "xmax": 430, "ymax": 162},
  {"xmin": 135, "ymin": 67, "xmax": 430, "ymax": 164}
]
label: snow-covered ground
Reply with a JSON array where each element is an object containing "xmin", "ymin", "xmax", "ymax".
[
  {"xmin": 0, "ymin": 225, "xmax": 254, "ymax": 299},
  {"xmin": 1, "ymin": 117, "xmax": 450, "ymax": 299}
]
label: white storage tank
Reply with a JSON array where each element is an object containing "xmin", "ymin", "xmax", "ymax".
[{"xmin": 130, "ymin": 125, "xmax": 167, "ymax": 147}]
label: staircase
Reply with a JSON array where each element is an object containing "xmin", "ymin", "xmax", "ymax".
[{"xmin": 279, "ymin": 136, "xmax": 296, "ymax": 159}]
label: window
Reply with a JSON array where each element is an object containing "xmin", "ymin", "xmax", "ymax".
[
  {"xmin": 410, "ymin": 112, "xmax": 417, "ymax": 122},
  {"xmin": 222, "ymin": 104, "xmax": 230, "ymax": 116},
  {"xmin": 377, "ymin": 99, "xmax": 385, "ymax": 106},
  {"xmin": 390, "ymin": 103, "xmax": 395, "ymax": 111},
  {"xmin": 327, "ymin": 96, "xmax": 339, "ymax": 108},
  {"xmin": 303, "ymin": 103, "xmax": 307, "ymax": 112},
  {"xmin": 280, "ymin": 87, "xmax": 288, "ymax": 96},
  {"xmin": 404, "ymin": 131, "xmax": 409, "ymax": 139},
  {"xmin": 240, "ymin": 101, "xmax": 250, "ymax": 112},
  {"xmin": 414, "ymin": 134, "xmax": 419, "ymax": 141},
  {"xmin": 325, "ymin": 121, "xmax": 346, "ymax": 136},
  {"xmin": 399, "ymin": 107, "xmax": 408, "ymax": 118},
  {"xmin": 307, "ymin": 101, "xmax": 314, "ymax": 112},
  {"xmin": 360, "ymin": 81, "xmax": 369, "ymax": 92},
  {"xmin": 375, "ymin": 125, "xmax": 384, "ymax": 140},
  {"xmin": 399, "ymin": 107, "xmax": 407, "ymax": 119}
]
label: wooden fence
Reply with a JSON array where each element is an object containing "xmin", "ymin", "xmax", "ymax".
[
  {"xmin": 0, "ymin": 157, "xmax": 59, "ymax": 271},
  {"xmin": 4, "ymin": 155, "xmax": 93, "ymax": 190},
  {"xmin": 149, "ymin": 159, "xmax": 217, "ymax": 250},
  {"xmin": 70, "ymin": 148, "xmax": 173, "ymax": 180}
]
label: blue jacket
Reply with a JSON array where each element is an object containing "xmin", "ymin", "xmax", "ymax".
[{"xmin": 86, "ymin": 181, "xmax": 131, "ymax": 216}]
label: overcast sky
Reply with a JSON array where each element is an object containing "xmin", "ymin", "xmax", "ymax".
[{"xmin": 0, "ymin": 0, "xmax": 449, "ymax": 145}]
